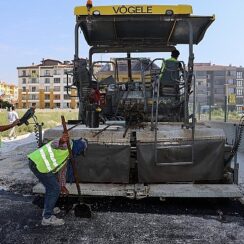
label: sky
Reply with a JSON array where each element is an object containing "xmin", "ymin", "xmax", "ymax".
[{"xmin": 0, "ymin": 0, "xmax": 244, "ymax": 84}]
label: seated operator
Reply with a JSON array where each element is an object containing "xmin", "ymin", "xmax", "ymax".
[
  {"xmin": 158, "ymin": 49, "xmax": 183, "ymax": 96},
  {"xmin": 160, "ymin": 49, "xmax": 183, "ymax": 82}
]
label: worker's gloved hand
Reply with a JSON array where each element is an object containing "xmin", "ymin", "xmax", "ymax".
[
  {"xmin": 72, "ymin": 138, "xmax": 88, "ymax": 156},
  {"xmin": 60, "ymin": 186, "xmax": 69, "ymax": 195},
  {"xmin": 59, "ymin": 132, "xmax": 69, "ymax": 147}
]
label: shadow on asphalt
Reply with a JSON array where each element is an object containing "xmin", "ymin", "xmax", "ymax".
[{"xmin": 30, "ymin": 194, "xmax": 244, "ymax": 221}]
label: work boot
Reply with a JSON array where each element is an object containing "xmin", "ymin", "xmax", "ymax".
[
  {"xmin": 41, "ymin": 215, "xmax": 65, "ymax": 226},
  {"xmin": 42, "ymin": 207, "xmax": 61, "ymax": 217}
]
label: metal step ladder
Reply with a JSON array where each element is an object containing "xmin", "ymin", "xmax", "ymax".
[{"xmin": 146, "ymin": 59, "xmax": 196, "ymax": 166}]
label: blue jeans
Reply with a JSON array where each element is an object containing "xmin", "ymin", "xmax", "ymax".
[{"xmin": 29, "ymin": 160, "xmax": 60, "ymax": 218}]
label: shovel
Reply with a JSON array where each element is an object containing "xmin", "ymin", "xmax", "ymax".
[{"xmin": 61, "ymin": 115, "xmax": 92, "ymax": 218}]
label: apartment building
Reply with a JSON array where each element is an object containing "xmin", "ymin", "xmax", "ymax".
[
  {"xmin": 96, "ymin": 58, "xmax": 159, "ymax": 83},
  {"xmin": 194, "ymin": 63, "xmax": 244, "ymax": 112},
  {"xmin": 236, "ymin": 67, "xmax": 244, "ymax": 112},
  {"xmin": 0, "ymin": 81, "xmax": 18, "ymax": 104},
  {"xmin": 17, "ymin": 59, "xmax": 77, "ymax": 109}
]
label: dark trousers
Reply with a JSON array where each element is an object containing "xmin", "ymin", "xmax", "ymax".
[{"xmin": 29, "ymin": 160, "xmax": 60, "ymax": 218}]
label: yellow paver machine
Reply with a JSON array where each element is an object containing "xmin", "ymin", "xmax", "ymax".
[{"xmin": 35, "ymin": 2, "xmax": 244, "ymax": 199}]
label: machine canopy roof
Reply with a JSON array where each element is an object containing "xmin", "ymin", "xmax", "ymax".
[{"xmin": 75, "ymin": 5, "xmax": 215, "ymax": 48}]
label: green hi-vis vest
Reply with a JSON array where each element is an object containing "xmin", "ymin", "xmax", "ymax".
[
  {"xmin": 159, "ymin": 57, "xmax": 179, "ymax": 80},
  {"xmin": 28, "ymin": 141, "xmax": 71, "ymax": 173}
]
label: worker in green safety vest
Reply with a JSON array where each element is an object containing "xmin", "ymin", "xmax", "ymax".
[
  {"xmin": 158, "ymin": 49, "xmax": 183, "ymax": 97},
  {"xmin": 28, "ymin": 132, "xmax": 73, "ymax": 226},
  {"xmin": 167, "ymin": 49, "xmax": 181, "ymax": 64},
  {"xmin": 160, "ymin": 49, "xmax": 182, "ymax": 81}
]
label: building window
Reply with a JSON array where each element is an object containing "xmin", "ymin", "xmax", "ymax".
[
  {"xmin": 228, "ymin": 87, "xmax": 235, "ymax": 94},
  {"xmin": 63, "ymin": 77, "xmax": 72, "ymax": 84},
  {"xmin": 22, "ymin": 78, "xmax": 26, "ymax": 84},
  {"xmin": 54, "ymin": 78, "xmax": 60, "ymax": 83},
  {"xmin": 45, "ymin": 86, "xmax": 50, "ymax": 92},
  {"xmin": 227, "ymin": 79, "xmax": 234, "ymax": 84},
  {"xmin": 45, "ymin": 94, "xmax": 50, "ymax": 100},
  {"xmin": 237, "ymin": 89, "xmax": 243, "ymax": 96},
  {"xmin": 31, "ymin": 87, "xmax": 37, "ymax": 92},
  {"xmin": 55, "ymin": 103, "xmax": 60, "ymax": 108},
  {"xmin": 237, "ymin": 80, "xmax": 243, "ymax": 87},
  {"xmin": 31, "ymin": 70, "xmax": 38, "ymax": 78},
  {"xmin": 53, "ymin": 70, "xmax": 60, "ymax": 75},
  {"xmin": 45, "ymin": 78, "xmax": 50, "ymax": 84},
  {"xmin": 31, "ymin": 78, "xmax": 37, "ymax": 83},
  {"xmin": 64, "ymin": 94, "xmax": 70, "ymax": 100},
  {"xmin": 22, "ymin": 70, "xmax": 26, "ymax": 76},
  {"xmin": 237, "ymin": 72, "xmax": 243, "ymax": 79},
  {"xmin": 54, "ymin": 95, "xmax": 60, "ymax": 100},
  {"xmin": 45, "ymin": 70, "xmax": 51, "ymax": 76},
  {"xmin": 45, "ymin": 103, "xmax": 50, "ymax": 108},
  {"xmin": 22, "ymin": 87, "xmax": 26, "ymax": 92},
  {"xmin": 53, "ymin": 86, "xmax": 60, "ymax": 92},
  {"xmin": 236, "ymin": 97, "xmax": 243, "ymax": 104},
  {"xmin": 30, "ymin": 94, "xmax": 38, "ymax": 100}
]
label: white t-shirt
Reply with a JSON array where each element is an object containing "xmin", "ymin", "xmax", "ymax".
[{"xmin": 8, "ymin": 111, "xmax": 19, "ymax": 123}]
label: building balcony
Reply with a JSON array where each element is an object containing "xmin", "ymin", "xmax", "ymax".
[
  {"xmin": 40, "ymin": 74, "xmax": 53, "ymax": 77},
  {"xmin": 29, "ymin": 91, "xmax": 39, "ymax": 94},
  {"xmin": 28, "ymin": 99, "xmax": 39, "ymax": 102},
  {"xmin": 28, "ymin": 82, "xmax": 39, "ymax": 85},
  {"xmin": 19, "ymin": 74, "xmax": 31, "ymax": 78}
]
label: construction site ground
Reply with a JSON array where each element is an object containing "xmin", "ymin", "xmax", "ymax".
[{"xmin": 0, "ymin": 133, "xmax": 244, "ymax": 244}]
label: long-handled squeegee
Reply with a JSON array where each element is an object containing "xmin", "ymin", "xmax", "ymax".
[{"xmin": 61, "ymin": 115, "xmax": 92, "ymax": 218}]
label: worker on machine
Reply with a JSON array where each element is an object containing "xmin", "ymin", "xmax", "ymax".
[
  {"xmin": 158, "ymin": 49, "xmax": 183, "ymax": 96},
  {"xmin": 28, "ymin": 132, "xmax": 88, "ymax": 226},
  {"xmin": 167, "ymin": 49, "xmax": 182, "ymax": 66},
  {"xmin": 161, "ymin": 49, "xmax": 183, "ymax": 77}
]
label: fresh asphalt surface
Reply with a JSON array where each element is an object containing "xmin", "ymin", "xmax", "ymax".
[{"xmin": 0, "ymin": 134, "xmax": 244, "ymax": 243}]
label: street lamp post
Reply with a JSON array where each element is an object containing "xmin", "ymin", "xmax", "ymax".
[
  {"xmin": 224, "ymin": 83, "xmax": 228, "ymax": 122},
  {"xmin": 208, "ymin": 95, "xmax": 211, "ymax": 121}
]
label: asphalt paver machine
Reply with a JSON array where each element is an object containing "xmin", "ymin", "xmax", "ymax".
[{"xmin": 35, "ymin": 3, "xmax": 243, "ymax": 199}]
